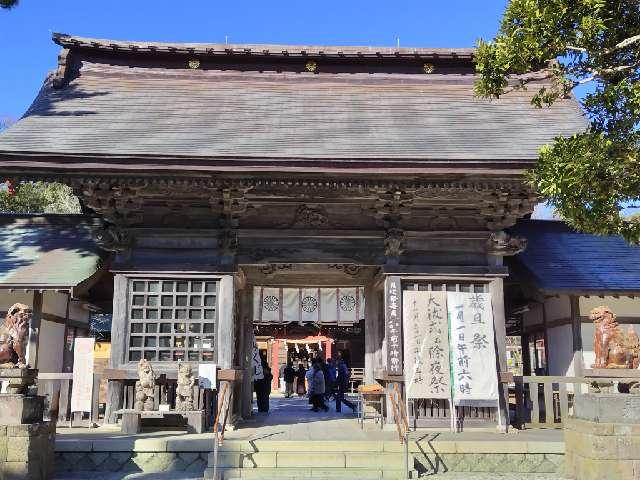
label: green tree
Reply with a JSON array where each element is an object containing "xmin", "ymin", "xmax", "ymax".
[
  {"xmin": 1, "ymin": 118, "xmax": 81, "ymax": 214},
  {"xmin": 475, "ymin": 0, "xmax": 640, "ymax": 242},
  {"xmin": 0, "ymin": 181, "xmax": 81, "ymax": 214},
  {"xmin": 0, "ymin": 0, "xmax": 18, "ymax": 9}
]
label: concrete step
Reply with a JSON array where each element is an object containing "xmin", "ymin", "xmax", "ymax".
[
  {"xmin": 207, "ymin": 451, "xmax": 405, "ymax": 469},
  {"xmin": 204, "ymin": 466, "xmax": 406, "ymax": 479}
]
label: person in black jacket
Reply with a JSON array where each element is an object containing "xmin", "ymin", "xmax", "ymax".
[
  {"xmin": 295, "ymin": 363, "xmax": 307, "ymax": 396},
  {"xmin": 335, "ymin": 356, "xmax": 356, "ymax": 413},
  {"xmin": 254, "ymin": 355, "xmax": 273, "ymax": 413},
  {"xmin": 283, "ymin": 362, "xmax": 296, "ymax": 398}
]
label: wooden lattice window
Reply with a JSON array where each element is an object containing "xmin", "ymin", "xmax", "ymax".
[
  {"xmin": 127, "ymin": 278, "xmax": 217, "ymax": 363},
  {"xmin": 403, "ymin": 281, "xmax": 488, "ymax": 293}
]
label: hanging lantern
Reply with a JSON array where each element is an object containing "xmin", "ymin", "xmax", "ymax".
[{"xmin": 318, "ymin": 341, "xmax": 323, "ymax": 351}]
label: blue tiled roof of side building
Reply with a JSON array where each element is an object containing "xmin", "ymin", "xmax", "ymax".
[{"xmin": 508, "ymin": 219, "xmax": 640, "ymax": 293}]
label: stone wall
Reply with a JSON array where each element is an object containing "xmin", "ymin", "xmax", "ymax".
[
  {"xmin": 55, "ymin": 451, "xmax": 208, "ymax": 475},
  {"xmin": 565, "ymin": 417, "xmax": 640, "ymax": 480},
  {"xmin": 565, "ymin": 393, "xmax": 640, "ymax": 480},
  {"xmin": 0, "ymin": 422, "xmax": 55, "ymax": 480}
]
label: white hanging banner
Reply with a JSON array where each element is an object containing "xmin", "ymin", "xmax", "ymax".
[
  {"xmin": 70, "ymin": 337, "xmax": 95, "ymax": 413},
  {"xmin": 403, "ymin": 290, "xmax": 450, "ymax": 400},
  {"xmin": 447, "ymin": 292, "xmax": 499, "ymax": 402},
  {"xmin": 253, "ymin": 287, "xmax": 365, "ymax": 325}
]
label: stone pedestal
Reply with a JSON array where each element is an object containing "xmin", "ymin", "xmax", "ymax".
[
  {"xmin": 0, "ymin": 370, "xmax": 55, "ymax": 479},
  {"xmin": 565, "ymin": 393, "xmax": 640, "ymax": 480}
]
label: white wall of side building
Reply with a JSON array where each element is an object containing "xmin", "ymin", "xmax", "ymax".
[{"xmin": 539, "ymin": 295, "xmax": 640, "ymax": 377}]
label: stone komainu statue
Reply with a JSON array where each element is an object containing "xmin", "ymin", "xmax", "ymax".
[
  {"xmin": 175, "ymin": 361, "xmax": 196, "ymax": 411},
  {"xmin": 134, "ymin": 359, "xmax": 156, "ymax": 411},
  {"xmin": 591, "ymin": 306, "xmax": 640, "ymax": 369},
  {"xmin": 0, "ymin": 303, "xmax": 31, "ymax": 368}
]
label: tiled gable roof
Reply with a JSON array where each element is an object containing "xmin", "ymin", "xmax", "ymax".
[{"xmin": 510, "ymin": 220, "xmax": 640, "ymax": 293}]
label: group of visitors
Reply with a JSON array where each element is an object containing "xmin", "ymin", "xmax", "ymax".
[
  {"xmin": 281, "ymin": 354, "xmax": 355, "ymax": 413},
  {"xmin": 254, "ymin": 352, "xmax": 356, "ymax": 415}
]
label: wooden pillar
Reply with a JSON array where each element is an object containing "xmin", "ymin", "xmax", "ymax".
[
  {"xmin": 383, "ymin": 276, "xmax": 402, "ymax": 424},
  {"xmin": 542, "ymin": 300, "xmax": 551, "ymax": 374},
  {"xmin": 239, "ymin": 288, "xmax": 254, "ymax": 419},
  {"xmin": 325, "ymin": 340, "xmax": 332, "ymax": 361},
  {"xmin": 570, "ymin": 295, "xmax": 584, "ymax": 377},
  {"xmin": 217, "ymin": 275, "xmax": 235, "ymax": 369},
  {"xmin": 489, "ymin": 277, "xmax": 510, "ymax": 432},
  {"xmin": 61, "ymin": 293, "xmax": 74, "ymax": 373},
  {"xmin": 521, "ymin": 332, "xmax": 532, "ymax": 376},
  {"xmin": 271, "ymin": 340, "xmax": 280, "ymax": 391},
  {"xmin": 26, "ymin": 290, "xmax": 43, "ymax": 369},
  {"xmin": 104, "ymin": 274, "xmax": 128, "ymax": 424},
  {"xmin": 364, "ymin": 281, "xmax": 382, "ymax": 384}
]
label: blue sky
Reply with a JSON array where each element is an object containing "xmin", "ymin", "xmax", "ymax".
[{"xmin": 0, "ymin": 0, "xmax": 509, "ymax": 120}]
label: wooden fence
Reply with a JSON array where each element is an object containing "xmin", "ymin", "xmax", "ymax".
[
  {"xmin": 509, "ymin": 374, "xmax": 640, "ymax": 429},
  {"xmin": 37, "ymin": 372, "xmax": 101, "ymax": 426},
  {"xmin": 36, "ymin": 372, "xmax": 217, "ymax": 428},
  {"xmin": 408, "ymin": 399, "xmax": 496, "ymax": 428}
]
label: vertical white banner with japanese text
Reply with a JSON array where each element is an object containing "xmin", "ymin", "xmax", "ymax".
[
  {"xmin": 447, "ymin": 292, "xmax": 499, "ymax": 402},
  {"xmin": 403, "ymin": 290, "xmax": 450, "ymax": 399}
]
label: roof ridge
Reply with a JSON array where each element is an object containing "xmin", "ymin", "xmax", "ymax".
[{"xmin": 52, "ymin": 32, "xmax": 476, "ymax": 59}]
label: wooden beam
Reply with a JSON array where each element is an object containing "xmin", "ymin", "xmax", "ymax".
[
  {"xmin": 110, "ymin": 274, "xmax": 128, "ymax": 369},
  {"xmin": 26, "ymin": 290, "xmax": 43, "ymax": 369},
  {"xmin": 217, "ymin": 275, "xmax": 235, "ymax": 369},
  {"xmin": 364, "ymin": 281, "xmax": 382, "ymax": 384},
  {"xmin": 489, "ymin": 277, "xmax": 510, "ymax": 432},
  {"xmin": 570, "ymin": 295, "xmax": 584, "ymax": 377}
]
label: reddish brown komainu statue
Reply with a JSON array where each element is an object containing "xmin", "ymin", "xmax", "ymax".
[
  {"xmin": 0, "ymin": 303, "xmax": 31, "ymax": 368},
  {"xmin": 592, "ymin": 306, "xmax": 640, "ymax": 369}
]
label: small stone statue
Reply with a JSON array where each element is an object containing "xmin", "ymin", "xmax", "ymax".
[
  {"xmin": 175, "ymin": 361, "xmax": 196, "ymax": 411},
  {"xmin": 592, "ymin": 306, "xmax": 640, "ymax": 369},
  {"xmin": 134, "ymin": 359, "xmax": 156, "ymax": 411},
  {"xmin": 0, "ymin": 303, "xmax": 31, "ymax": 368}
]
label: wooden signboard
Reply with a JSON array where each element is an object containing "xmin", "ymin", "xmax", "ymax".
[
  {"xmin": 70, "ymin": 337, "xmax": 95, "ymax": 414},
  {"xmin": 385, "ymin": 276, "xmax": 403, "ymax": 375}
]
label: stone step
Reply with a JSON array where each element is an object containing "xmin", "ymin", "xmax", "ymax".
[
  {"xmin": 216, "ymin": 440, "xmax": 388, "ymax": 453},
  {"xmin": 207, "ymin": 451, "xmax": 406, "ymax": 469},
  {"xmin": 204, "ymin": 466, "xmax": 406, "ymax": 479}
]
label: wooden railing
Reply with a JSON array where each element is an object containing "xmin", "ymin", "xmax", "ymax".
[
  {"xmin": 508, "ymin": 374, "xmax": 640, "ymax": 429},
  {"xmin": 408, "ymin": 399, "xmax": 496, "ymax": 428},
  {"xmin": 211, "ymin": 383, "xmax": 233, "ymax": 480},
  {"xmin": 37, "ymin": 372, "xmax": 101, "ymax": 426}
]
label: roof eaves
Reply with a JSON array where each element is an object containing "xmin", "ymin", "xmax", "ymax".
[{"xmin": 52, "ymin": 33, "xmax": 476, "ymax": 60}]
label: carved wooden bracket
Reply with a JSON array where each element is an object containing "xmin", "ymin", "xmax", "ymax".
[
  {"xmin": 292, "ymin": 204, "xmax": 329, "ymax": 228},
  {"xmin": 92, "ymin": 225, "xmax": 133, "ymax": 252},
  {"xmin": 384, "ymin": 228, "xmax": 405, "ymax": 260},
  {"xmin": 261, "ymin": 264, "xmax": 293, "ymax": 276},
  {"xmin": 486, "ymin": 231, "xmax": 527, "ymax": 256},
  {"xmin": 327, "ymin": 264, "xmax": 361, "ymax": 276}
]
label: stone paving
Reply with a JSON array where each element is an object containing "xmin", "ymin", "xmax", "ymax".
[{"xmin": 53, "ymin": 473, "xmax": 570, "ymax": 480}]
